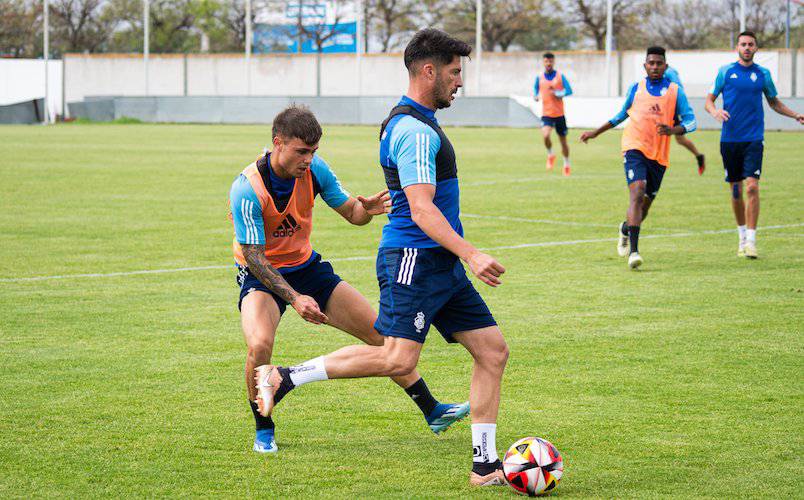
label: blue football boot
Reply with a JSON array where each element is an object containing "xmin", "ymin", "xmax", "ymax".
[
  {"xmin": 253, "ymin": 428, "xmax": 278, "ymax": 454},
  {"xmin": 426, "ymin": 401, "xmax": 471, "ymax": 434}
]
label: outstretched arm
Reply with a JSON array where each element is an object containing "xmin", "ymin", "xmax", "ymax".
[
  {"xmin": 333, "ymin": 189, "xmax": 391, "ymax": 226},
  {"xmin": 580, "ymin": 121, "xmax": 614, "ymax": 142},
  {"xmin": 242, "ymin": 244, "xmax": 328, "ymax": 324},
  {"xmin": 767, "ymin": 97, "xmax": 804, "ymax": 124}
]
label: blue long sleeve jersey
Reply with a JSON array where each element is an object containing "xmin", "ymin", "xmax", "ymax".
[{"xmin": 609, "ymin": 76, "xmax": 697, "ymax": 133}]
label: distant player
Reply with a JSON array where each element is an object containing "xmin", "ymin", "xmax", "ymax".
[
  {"xmin": 705, "ymin": 30, "xmax": 804, "ymax": 259},
  {"xmin": 665, "ymin": 66, "xmax": 706, "ymax": 174},
  {"xmin": 229, "ymin": 105, "xmax": 469, "ymax": 454},
  {"xmin": 254, "ymin": 30, "xmax": 511, "ymax": 487},
  {"xmin": 533, "ymin": 52, "xmax": 573, "ymax": 175},
  {"xmin": 580, "ymin": 46, "xmax": 697, "ymax": 270}
]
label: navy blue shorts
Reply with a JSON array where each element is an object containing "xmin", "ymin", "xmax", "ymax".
[
  {"xmin": 374, "ymin": 247, "xmax": 497, "ymax": 344},
  {"xmin": 541, "ymin": 115, "xmax": 568, "ymax": 136},
  {"xmin": 236, "ymin": 254, "xmax": 342, "ymax": 314},
  {"xmin": 623, "ymin": 149, "xmax": 666, "ymax": 200},
  {"xmin": 720, "ymin": 141, "xmax": 763, "ymax": 183}
]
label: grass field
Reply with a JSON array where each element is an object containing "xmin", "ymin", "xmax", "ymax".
[{"xmin": 1, "ymin": 123, "xmax": 802, "ymax": 498}]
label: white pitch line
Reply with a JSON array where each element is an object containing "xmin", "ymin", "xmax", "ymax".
[{"xmin": 2, "ymin": 223, "xmax": 802, "ymax": 284}]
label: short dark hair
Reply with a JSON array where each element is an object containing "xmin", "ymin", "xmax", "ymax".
[
  {"xmin": 738, "ymin": 30, "xmax": 758, "ymax": 43},
  {"xmin": 271, "ymin": 105, "xmax": 322, "ymax": 145},
  {"xmin": 646, "ymin": 46, "xmax": 666, "ymax": 58},
  {"xmin": 404, "ymin": 29, "xmax": 472, "ymax": 73},
  {"xmin": 543, "ymin": 52, "xmax": 555, "ymax": 59}
]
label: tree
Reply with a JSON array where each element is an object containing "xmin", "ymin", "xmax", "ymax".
[
  {"xmin": 646, "ymin": 0, "xmax": 715, "ymax": 49},
  {"xmin": 515, "ymin": 14, "xmax": 577, "ymax": 51},
  {"xmin": 562, "ymin": 0, "xmax": 649, "ymax": 50},
  {"xmin": 365, "ymin": 0, "xmax": 419, "ymax": 52},
  {"xmin": 714, "ymin": 0, "xmax": 797, "ymax": 48},
  {"xmin": 443, "ymin": 0, "xmax": 545, "ymax": 52},
  {"xmin": 0, "ymin": 0, "xmax": 42, "ymax": 57},
  {"xmin": 50, "ymin": 0, "xmax": 117, "ymax": 54}
]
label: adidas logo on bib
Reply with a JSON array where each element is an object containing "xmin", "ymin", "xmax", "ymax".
[{"xmin": 272, "ymin": 214, "xmax": 302, "ymax": 238}]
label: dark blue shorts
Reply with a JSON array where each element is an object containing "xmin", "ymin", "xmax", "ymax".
[
  {"xmin": 236, "ymin": 254, "xmax": 342, "ymax": 314},
  {"xmin": 720, "ymin": 141, "xmax": 763, "ymax": 183},
  {"xmin": 623, "ymin": 149, "xmax": 666, "ymax": 200},
  {"xmin": 374, "ymin": 247, "xmax": 497, "ymax": 344},
  {"xmin": 541, "ymin": 115, "xmax": 568, "ymax": 136}
]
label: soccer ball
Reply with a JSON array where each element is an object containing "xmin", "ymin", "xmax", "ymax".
[{"xmin": 502, "ymin": 437, "xmax": 564, "ymax": 496}]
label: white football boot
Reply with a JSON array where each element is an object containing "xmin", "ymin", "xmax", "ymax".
[{"xmin": 628, "ymin": 252, "xmax": 643, "ymax": 270}]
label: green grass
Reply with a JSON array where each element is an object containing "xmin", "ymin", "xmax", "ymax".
[{"xmin": 1, "ymin": 124, "xmax": 802, "ymax": 498}]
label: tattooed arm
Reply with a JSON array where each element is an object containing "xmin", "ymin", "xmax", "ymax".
[{"xmin": 242, "ymin": 244, "xmax": 328, "ymax": 324}]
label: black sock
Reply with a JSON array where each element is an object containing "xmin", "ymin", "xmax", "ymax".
[
  {"xmin": 250, "ymin": 400, "xmax": 275, "ymax": 431},
  {"xmin": 272, "ymin": 367, "xmax": 295, "ymax": 406},
  {"xmin": 628, "ymin": 225, "xmax": 640, "ymax": 253},
  {"xmin": 404, "ymin": 378, "xmax": 439, "ymax": 417},
  {"xmin": 696, "ymin": 154, "xmax": 705, "ymax": 167},
  {"xmin": 620, "ymin": 221, "xmax": 629, "ymax": 236},
  {"xmin": 472, "ymin": 459, "xmax": 502, "ymax": 475}
]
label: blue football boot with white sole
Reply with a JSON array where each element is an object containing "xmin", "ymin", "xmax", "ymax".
[
  {"xmin": 426, "ymin": 402, "xmax": 471, "ymax": 434},
  {"xmin": 253, "ymin": 429, "xmax": 278, "ymax": 454}
]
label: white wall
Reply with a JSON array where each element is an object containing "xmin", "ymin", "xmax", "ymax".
[
  {"xmin": 0, "ymin": 59, "xmax": 63, "ymax": 120},
  {"xmin": 56, "ymin": 50, "xmax": 801, "ymax": 112}
]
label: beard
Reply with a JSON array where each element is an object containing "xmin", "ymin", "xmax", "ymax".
[
  {"xmin": 739, "ymin": 51, "xmax": 754, "ymax": 63},
  {"xmin": 433, "ymin": 74, "xmax": 454, "ymax": 109}
]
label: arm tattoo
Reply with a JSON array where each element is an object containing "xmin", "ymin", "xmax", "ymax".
[{"xmin": 242, "ymin": 244, "xmax": 298, "ymax": 304}]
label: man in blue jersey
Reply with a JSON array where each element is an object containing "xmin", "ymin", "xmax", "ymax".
[
  {"xmin": 254, "ymin": 30, "xmax": 510, "ymax": 487},
  {"xmin": 581, "ymin": 47, "xmax": 697, "ymax": 270},
  {"xmin": 665, "ymin": 66, "xmax": 706, "ymax": 174},
  {"xmin": 229, "ymin": 105, "xmax": 469, "ymax": 455},
  {"xmin": 706, "ymin": 31, "xmax": 803, "ymax": 259}
]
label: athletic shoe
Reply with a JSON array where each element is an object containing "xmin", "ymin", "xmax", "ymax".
[
  {"xmin": 696, "ymin": 154, "xmax": 706, "ymax": 175},
  {"xmin": 562, "ymin": 164, "xmax": 571, "ymax": 176},
  {"xmin": 426, "ymin": 402, "xmax": 470, "ymax": 434},
  {"xmin": 253, "ymin": 429, "xmax": 278, "ymax": 454},
  {"xmin": 546, "ymin": 154, "xmax": 556, "ymax": 171},
  {"xmin": 254, "ymin": 364, "xmax": 282, "ymax": 417},
  {"xmin": 470, "ymin": 461, "xmax": 506, "ymax": 486},
  {"xmin": 737, "ymin": 242, "xmax": 746, "ymax": 257},
  {"xmin": 744, "ymin": 241, "xmax": 758, "ymax": 259},
  {"xmin": 628, "ymin": 252, "xmax": 643, "ymax": 270},
  {"xmin": 617, "ymin": 224, "xmax": 630, "ymax": 257}
]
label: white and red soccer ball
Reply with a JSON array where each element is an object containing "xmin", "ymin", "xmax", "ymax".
[{"xmin": 502, "ymin": 437, "xmax": 564, "ymax": 496}]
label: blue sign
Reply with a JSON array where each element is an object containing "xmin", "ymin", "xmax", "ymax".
[{"xmin": 253, "ymin": 22, "xmax": 356, "ymax": 54}]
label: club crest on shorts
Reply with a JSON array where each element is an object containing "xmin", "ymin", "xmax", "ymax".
[{"xmin": 414, "ymin": 312, "xmax": 425, "ymax": 333}]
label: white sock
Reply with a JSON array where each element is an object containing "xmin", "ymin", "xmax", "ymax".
[
  {"xmin": 738, "ymin": 225, "xmax": 746, "ymax": 243},
  {"xmin": 563, "ymin": 157, "xmax": 570, "ymax": 166},
  {"xmin": 746, "ymin": 229, "xmax": 756, "ymax": 242},
  {"xmin": 472, "ymin": 423, "xmax": 499, "ymax": 463},
  {"xmin": 546, "ymin": 148, "xmax": 553, "ymax": 156},
  {"xmin": 288, "ymin": 356, "xmax": 328, "ymax": 387}
]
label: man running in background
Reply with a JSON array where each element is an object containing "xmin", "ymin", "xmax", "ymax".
[
  {"xmin": 229, "ymin": 105, "xmax": 469, "ymax": 454},
  {"xmin": 254, "ymin": 29, "xmax": 511, "ymax": 487},
  {"xmin": 705, "ymin": 30, "xmax": 803, "ymax": 259},
  {"xmin": 665, "ymin": 65, "xmax": 706, "ymax": 174},
  {"xmin": 534, "ymin": 52, "xmax": 573, "ymax": 176},
  {"xmin": 580, "ymin": 46, "xmax": 697, "ymax": 270}
]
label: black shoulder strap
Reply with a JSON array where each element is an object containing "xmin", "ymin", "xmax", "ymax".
[{"xmin": 379, "ymin": 105, "xmax": 440, "ymax": 140}]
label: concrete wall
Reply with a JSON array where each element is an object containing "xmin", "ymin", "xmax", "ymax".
[
  {"xmin": 0, "ymin": 59, "xmax": 63, "ymax": 120},
  {"xmin": 67, "ymin": 95, "xmax": 804, "ymax": 131},
  {"xmin": 0, "ymin": 98, "xmax": 45, "ymax": 124},
  {"xmin": 63, "ymin": 50, "xmax": 801, "ymax": 113}
]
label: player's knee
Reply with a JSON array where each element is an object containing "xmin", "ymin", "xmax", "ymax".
[
  {"xmin": 746, "ymin": 182, "xmax": 759, "ymax": 197},
  {"xmin": 247, "ymin": 342, "xmax": 272, "ymax": 364}
]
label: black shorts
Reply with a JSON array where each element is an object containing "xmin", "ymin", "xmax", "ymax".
[
  {"xmin": 623, "ymin": 149, "xmax": 666, "ymax": 200},
  {"xmin": 720, "ymin": 141, "xmax": 763, "ymax": 183},
  {"xmin": 236, "ymin": 254, "xmax": 342, "ymax": 314},
  {"xmin": 374, "ymin": 247, "xmax": 497, "ymax": 344},
  {"xmin": 541, "ymin": 115, "xmax": 568, "ymax": 136}
]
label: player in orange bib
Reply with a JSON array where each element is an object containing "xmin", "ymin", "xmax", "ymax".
[
  {"xmin": 581, "ymin": 46, "xmax": 697, "ymax": 270},
  {"xmin": 533, "ymin": 52, "xmax": 573, "ymax": 175},
  {"xmin": 229, "ymin": 106, "xmax": 470, "ymax": 454}
]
